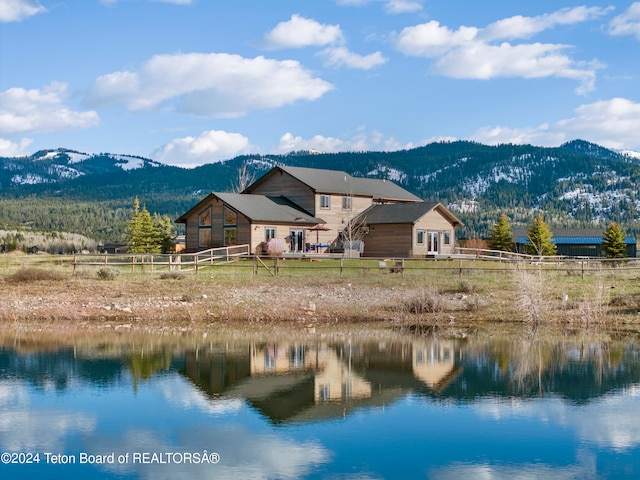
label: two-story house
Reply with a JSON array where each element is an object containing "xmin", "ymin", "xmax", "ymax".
[{"xmin": 176, "ymin": 165, "xmax": 463, "ymax": 257}]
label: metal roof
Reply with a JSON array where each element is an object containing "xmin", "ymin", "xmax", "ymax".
[
  {"xmin": 516, "ymin": 236, "xmax": 636, "ymax": 245},
  {"xmin": 359, "ymin": 202, "xmax": 463, "ymax": 226},
  {"xmin": 247, "ymin": 166, "xmax": 422, "ymax": 202},
  {"xmin": 176, "ymin": 192, "xmax": 323, "ymax": 225}
]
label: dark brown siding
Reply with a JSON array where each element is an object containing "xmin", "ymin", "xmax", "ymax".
[
  {"xmin": 363, "ymin": 224, "xmax": 413, "ymax": 257},
  {"xmin": 249, "ymin": 171, "xmax": 316, "ymax": 214}
]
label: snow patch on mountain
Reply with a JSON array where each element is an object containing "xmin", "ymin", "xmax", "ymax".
[{"xmin": 12, "ymin": 173, "xmax": 48, "ymax": 185}]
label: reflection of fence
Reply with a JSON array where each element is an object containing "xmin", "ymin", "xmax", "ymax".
[{"xmin": 73, "ymin": 245, "xmax": 250, "ymax": 273}]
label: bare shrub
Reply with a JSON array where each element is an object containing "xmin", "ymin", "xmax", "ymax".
[
  {"xmin": 578, "ymin": 275, "xmax": 609, "ymax": 324},
  {"xmin": 96, "ymin": 268, "xmax": 118, "ymax": 281},
  {"xmin": 8, "ymin": 267, "xmax": 65, "ymax": 283},
  {"xmin": 456, "ymin": 279, "xmax": 476, "ymax": 294},
  {"xmin": 405, "ymin": 287, "xmax": 443, "ymax": 313},
  {"xmin": 512, "ymin": 263, "xmax": 547, "ymax": 323},
  {"xmin": 160, "ymin": 271, "xmax": 185, "ymax": 280},
  {"xmin": 266, "ymin": 238, "xmax": 287, "ymax": 257}
]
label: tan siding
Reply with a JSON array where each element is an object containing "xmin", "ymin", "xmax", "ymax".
[{"xmin": 315, "ymin": 194, "xmax": 373, "ymax": 245}]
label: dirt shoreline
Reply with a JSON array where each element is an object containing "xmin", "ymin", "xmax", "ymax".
[{"xmin": 3, "ymin": 266, "xmax": 640, "ymax": 337}]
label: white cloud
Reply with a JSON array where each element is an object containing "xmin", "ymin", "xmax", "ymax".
[
  {"xmin": 319, "ymin": 46, "xmax": 387, "ymax": 70},
  {"xmin": 395, "ymin": 6, "xmax": 612, "ymax": 94},
  {"xmin": 263, "ymin": 14, "xmax": 344, "ymax": 49},
  {"xmin": 0, "ymin": 137, "xmax": 33, "ymax": 157},
  {"xmin": 0, "ymin": 0, "xmax": 45, "ymax": 22},
  {"xmin": 153, "ymin": 130, "xmax": 251, "ymax": 167},
  {"xmin": 470, "ymin": 97, "xmax": 640, "ymax": 150},
  {"xmin": 608, "ymin": 2, "xmax": 640, "ymax": 40},
  {"xmin": 86, "ymin": 53, "xmax": 333, "ymax": 117},
  {"xmin": 0, "ymin": 82, "xmax": 100, "ymax": 135},
  {"xmin": 277, "ymin": 129, "xmax": 412, "ymax": 154}
]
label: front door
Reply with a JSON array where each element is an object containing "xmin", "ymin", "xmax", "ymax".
[
  {"xmin": 290, "ymin": 229, "xmax": 305, "ymax": 252},
  {"xmin": 428, "ymin": 231, "xmax": 440, "ymax": 254}
]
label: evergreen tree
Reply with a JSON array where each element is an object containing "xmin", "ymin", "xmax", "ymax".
[
  {"xmin": 488, "ymin": 213, "xmax": 514, "ymax": 252},
  {"xmin": 602, "ymin": 222, "xmax": 627, "ymax": 258},
  {"xmin": 525, "ymin": 215, "xmax": 556, "ymax": 256},
  {"xmin": 154, "ymin": 213, "xmax": 175, "ymax": 254},
  {"xmin": 125, "ymin": 198, "xmax": 161, "ymax": 254}
]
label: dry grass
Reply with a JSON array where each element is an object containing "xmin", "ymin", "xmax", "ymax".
[{"xmin": 1, "ymin": 255, "xmax": 640, "ymax": 335}]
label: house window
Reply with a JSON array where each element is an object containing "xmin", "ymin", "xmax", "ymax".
[
  {"xmin": 417, "ymin": 230, "xmax": 425, "ymax": 245},
  {"xmin": 199, "ymin": 228, "xmax": 211, "ymax": 248},
  {"xmin": 342, "ymin": 196, "xmax": 352, "ymax": 211},
  {"xmin": 320, "ymin": 195, "xmax": 331, "ymax": 209},
  {"xmin": 224, "ymin": 207, "xmax": 237, "ymax": 226},
  {"xmin": 198, "ymin": 208, "xmax": 211, "ymax": 226},
  {"xmin": 265, "ymin": 227, "xmax": 276, "ymax": 242},
  {"xmin": 224, "ymin": 227, "xmax": 237, "ymax": 246},
  {"xmin": 444, "ymin": 231, "xmax": 451, "ymax": 246},
  {"xmin": 198, "ymin": 207, "xmax": 212, "ymax": 247}
]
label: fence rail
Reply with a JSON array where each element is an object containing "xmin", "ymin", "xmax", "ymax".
[
  {"xmin": 72, "ymin": 244, "xmax": 251, "ymax": 273},
  {"xmin": 66, "ymin": 245, "xmax": 640, "ymax": 278}
]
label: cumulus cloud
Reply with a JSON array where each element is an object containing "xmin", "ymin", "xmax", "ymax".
[
  {"xmin": 319, "ymin": 46, "xmax": 387, "ymax": 69},
  {"xmin": 470, "ymin": 97, "xmax": 640, "ymax": 150},
  {"xmin": 86, "ymin": 53, "xmax": 333, "ymax": 117},
  {"xmin": 0, "ymin": 0, "xmax": 45, "ymax": 22},
  {"xmin": 608, "ymin": 2, "xmax": 640, "ymax": 40},
  {"xmin": 395, "ymin": 6, "xmax": 612, "ymax": 94},
  {"xmin": 0, "ymin": 137, "xmax": 33, "ymax": 157},
  {"xmin": 0, "ymin": 82, "xmax": 100, "ymax": 135},
  {"xmin": 153, "ymin": 130, "xmax": 252, "ymax": 167},
  {"xmin": 263, "ymin": 14, "xmax": 344, "ymax": 49},
  {"xmin": 277, "ymin": 129, "xmax": 413, "ymax": 154}
]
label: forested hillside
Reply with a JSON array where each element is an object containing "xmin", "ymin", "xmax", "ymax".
[{"xmin": 1, "ymin": 140, "xmax": 640, "ymax": 244}]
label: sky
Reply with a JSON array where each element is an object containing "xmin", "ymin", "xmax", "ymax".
[{"xmin": 1, "ymin": 0, "xmax": 640, "ymax": 168}]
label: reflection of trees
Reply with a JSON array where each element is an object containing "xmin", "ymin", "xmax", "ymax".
[
  {"xmin": 123, "ymin": 351, "xmax": 172, "ymax": 392},
  {"xmin": 465, "ymin": 335, "xmax": 638, "ymax": 402}
]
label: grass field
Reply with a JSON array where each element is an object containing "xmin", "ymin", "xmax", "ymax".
[{"xmin": 1, "ymin": 253, "xmax": 640, "ymax": 335}]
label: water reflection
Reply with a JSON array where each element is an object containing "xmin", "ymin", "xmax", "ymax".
[{"xmin": 1, "ymin": 330, "xmax": 640, "ymax": 478}]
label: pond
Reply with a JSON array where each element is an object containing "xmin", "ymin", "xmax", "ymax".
[{"xmin": 1, "ymin": 328, "xmax": 640, "ymax": 479}]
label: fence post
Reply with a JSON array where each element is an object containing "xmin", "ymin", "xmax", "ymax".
[
  {"xmin": 73, "ymin": 254, "xmax": 77, "ymax": 272},
  {"xmin": 195, "ymin": 255, "xmax": 199, "ymax": 274},
  {"xmin": 274, "ymin": 257, "xmax": 279, "ymax": 276},
  {"xmin": 400, "ymin": 258, "xmax": 405, "ymax": 278},
  {"xmin": 581, "ymin": 259, "xmax": 585, "ymax": 280},
  {"xmin": 340, "ymin": 258, "xmax": 344, "ymax": 277},
  {"xmin": 253, "ymin": 255, "xmax": 257, "ymax": 275},
  {"xmin": 132, "ymin": 256, "xmax": 135, "ymax": 273}
]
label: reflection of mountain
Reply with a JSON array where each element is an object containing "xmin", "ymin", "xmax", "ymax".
[
  {"xmin": 0, "ymin": 348, "xmax": 126, "ymax": 389},
  {"xmin": 181, "ymin": 339, "xmax": 461, "ymax": 424}
]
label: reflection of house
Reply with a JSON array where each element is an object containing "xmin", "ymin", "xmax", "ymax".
[
  {"xmin": 180, "ymin": 339, "xmax": 462, "ymax": 424},
  {"xmin": 513, "ymin": 228, "xmax": 637, "ymax": 257},
  {"xmin": 176, "ymin": 166, "xmax": 462, "ymax": 257}
]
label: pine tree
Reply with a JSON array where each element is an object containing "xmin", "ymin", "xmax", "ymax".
[
  {"xmin": 125, "ymin": 198, "xmax": 161, "ymax": 254},
  {"xmin": 525, "ymin": 215, "xmax": 556, "ymax": 256},
  {"xmin": 488, "ymin": 214, "xmax": 513, "ymax": 252},
  {"xmin": 154, "ymin": 213, "xmax": 175, "ymax": 254},
  {"xmin": 602, "ymin": 222, "xmax": 627, "ymax": 258}
]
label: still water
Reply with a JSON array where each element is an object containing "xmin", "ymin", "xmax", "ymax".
[{"xmin": 1, "ymin": 329, "xmax": 640, "ymax": 479}]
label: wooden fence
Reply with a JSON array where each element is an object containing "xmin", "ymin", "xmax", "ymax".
[
  {"xmin": 65, "ymin": 245, "xmax": 640, "ymax": 278},
  {"xmin": 73, "ymin": 244, "xmax": 250, "ymax": 273}
]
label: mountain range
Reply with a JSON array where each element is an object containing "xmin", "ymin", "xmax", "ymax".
[{"xmin": 2, "ymin": 140, "xmax": 640, "ymax": 243}]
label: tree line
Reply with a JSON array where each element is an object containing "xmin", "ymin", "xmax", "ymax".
[{"xmin": 488, "ymin": 214, "xmax": 629, "ymax": 258}]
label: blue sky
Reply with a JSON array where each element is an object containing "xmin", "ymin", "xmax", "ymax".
[{"xmin": 1, "ymin": 0, "xmax": 640, "ymax": 167}]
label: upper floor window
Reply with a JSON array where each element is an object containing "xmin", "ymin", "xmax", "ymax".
[
  {"xmin": 224, "ymin": 207, "xmax": 237, "ymax": 226},
  {"xmin": 342, "ymin": 196, "xmax": 352, "ymax": 211},
  {"xmin": 198, "ymin": 207, "xmax": 211, "ymax": 226},
  {"xmin": 320, "ymin": 195, "xmax": 331, "ymax": 209}
]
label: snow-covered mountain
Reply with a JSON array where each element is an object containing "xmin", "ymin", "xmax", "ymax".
[{"xmin": 0, "ymin": 148, "xmax": 161, "ymax": 187}]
